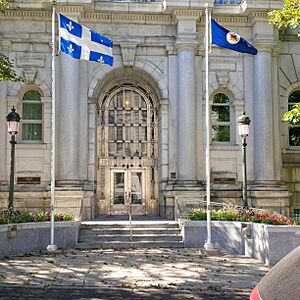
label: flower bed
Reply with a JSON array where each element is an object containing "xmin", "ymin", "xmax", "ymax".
[
  {"xmin": 0, "ymin": 210, "xmax": 73, "ymax": 225},
  {"xmin": 185, "ymin": 206, "xmax": 297, "ymax": 225}
]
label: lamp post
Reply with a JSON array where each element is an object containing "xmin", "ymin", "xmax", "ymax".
[
  {"xmin": 6, "ymin": 107, "xmax": 21, "ymax": 211},
  {"xmin": 237, "ymin": 112, "xmax": 251, "ymax": 207}
]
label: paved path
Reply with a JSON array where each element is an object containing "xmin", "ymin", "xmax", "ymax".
[{"xmin": 0, "ymin": 248, "xmax": 269, "ymax": 299}]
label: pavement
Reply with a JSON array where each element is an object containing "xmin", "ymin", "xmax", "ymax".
[{"xmin": 0, "ymin": 248, "xmax": 270, "ymax": 299}]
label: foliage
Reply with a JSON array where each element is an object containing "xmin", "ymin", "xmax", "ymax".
[
  {"xmin": 0, "ymin": 0, "xmax": 9, "ymax": 11},
  {"xmin": 185, "ymin": 205, "xmax": 295, "ymax": 225},
  {"xmin": 0, "ymin": 210, "xmax": 73, "ymax": 224},
  {"xmin": 0, "ymin": 52, "xmax": 24, "ymax": 82},
  {"xmin": 0, "ymin": 1, "xmax": 24, "ymax": 82},
  {"xmin": 282, "ymin": 103, "xmax": 300, "ymax": 125},
  {"xmin": 268, "ymin": 0, "xmax": 300, "ymax": 32}
]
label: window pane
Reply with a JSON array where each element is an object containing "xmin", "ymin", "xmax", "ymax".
[
  {"xmin": 116, "ymin": 126, "xmax": 123, "ymax": 140},
  {"xmin": 213, "ymin": 93, "xmax": 230, "ymax": 104},
  {"xmin": 108, "ymin": 110, "xmax": 115, "ymax": 124},
  {"xmin": 212, "ymin": 106, "xmax": 230, "ymax": 122},
  {"xmin": 289, "ymin": 127, "xmax": 300, "ymax": 146},
  {"xmin": 288, "ymin": 91, "xmax": 300, "ymax": 104},
  {"xmin": 113, "ymin": 172, "xmax": 124, "ymax": 205},
  {"xmin": 212, "ymin": 125, "xmax": 230, "ymax": 142},
  {"xmin": 23, "ymin": 90, "xmax": 41, "ymax": 101},
  {"xmin": 23, "ymin": 103, "xmax": 42, "ymax": 120},
  {"xmin": 22, "ymin": 124, "xmax": 42, "ymax": 141}
]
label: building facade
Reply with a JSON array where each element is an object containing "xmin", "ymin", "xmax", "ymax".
[{"xmin": 0, "ymin": 0, "xmax": 299, "ymax": 220}]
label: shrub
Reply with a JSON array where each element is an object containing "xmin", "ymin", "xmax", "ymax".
[{"xmin": 0, "ymin": 210, "xmax": 73, "ymax": 225}]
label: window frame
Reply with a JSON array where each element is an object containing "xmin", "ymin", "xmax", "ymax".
[
  {"xmin": 288, "ymin": 90, "xmax": 300, "ymax": 148},
  {"xmin": 21, "ymin": 89, "xmax": 43, "ymax": 143},
  {"xmin": 211, "ymin": 92, "xmax": 232, "ymax": 144}
]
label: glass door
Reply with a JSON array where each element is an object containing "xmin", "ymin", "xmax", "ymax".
[{"xmin": 110, "ymin": 169, "xmax": 145, "ymax": 215}]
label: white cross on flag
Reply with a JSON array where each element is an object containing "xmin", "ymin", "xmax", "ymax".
[{"xmin": 58, "ymin": 14, "xmax": 114, "ymax": 66}]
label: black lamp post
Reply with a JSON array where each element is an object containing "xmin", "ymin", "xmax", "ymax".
[
  {"xmin": 6, "ymin": 107, "xmax": 21, "ymax": 211},
  {"xmin": 237, "ymin": 112, "xmax": 251, "ymax": 207}
]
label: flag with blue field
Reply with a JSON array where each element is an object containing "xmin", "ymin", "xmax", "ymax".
[
  {"xmin": 59, "ymin": 14, "xmax": 114, "ymax": 66},
  {"xmin": 211, "ymin": 19, "xmax": 257, "ymax": 55}
]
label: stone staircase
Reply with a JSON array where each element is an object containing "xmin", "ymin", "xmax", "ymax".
[{"xmin": 76, "ymin": 220, "xmax": 183, "ymax": 249}]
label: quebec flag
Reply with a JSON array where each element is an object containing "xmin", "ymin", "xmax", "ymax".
[
  {"xmin": 59, "ymin": 14, "xmax": 114, "ymax": 66},
  {"xmin": 211, "ymin": 19, "xmax": 258, "ymax": 55}
]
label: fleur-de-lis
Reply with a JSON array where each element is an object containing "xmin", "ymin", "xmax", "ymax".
[
  {"xmin": 98, "ymin": 56, "xmax": 104, "ymax": 63},
  {"xmin": 66, "ymin": 21, "xmax": 74, "ymax": 32},
  {"xmin": 67, "ymin": 44, "xmax": 74, "ymax": 54}
]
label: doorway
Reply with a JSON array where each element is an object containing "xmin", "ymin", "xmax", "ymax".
[
  {"xmin": 96, "ymin": 83, "xmax": 159, "ymax": 216},
  {"xmin": 110, "ymin": 168, "xmax": 146, "ymax": 215}
]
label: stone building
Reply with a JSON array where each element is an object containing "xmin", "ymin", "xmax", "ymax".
[{"xmin": 0, "ymin": 0, "xmax": 299, "ymax": 220}]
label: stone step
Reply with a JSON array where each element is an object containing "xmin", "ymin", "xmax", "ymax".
[
  {"xmin": 79, "ymin": 228, "xmax": 181, "ymax": 235},
  {"xmin": 78, "ymin": 233, "xmax": 182, "ymax": 243},
  {"xmin": 76, "ymin": 240, "xmax": 184, "ymax": 250},
  {"xmin": 80, "ymin": 222, "xmax": 180, "ymax": 229}
]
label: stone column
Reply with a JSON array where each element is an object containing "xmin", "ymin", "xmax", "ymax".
[
  {"xmin": 173, "ymin": 9, "xmax": 201, "ymax": 182},
  {"xmin": 57, "ymin": 54, "xmax": 81, "ymax": 183},
  {"xmin": 253, "ymin": 47, "xmax": 275, "ymax": 182},
  {"xmin": 176, "ymin": 44, "xmax": 197, "ymax": 181}
]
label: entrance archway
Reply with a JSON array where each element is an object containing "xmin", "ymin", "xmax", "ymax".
[{"xmin": 96, "ymin": 82, "xmax": 159, "ymax": 216}]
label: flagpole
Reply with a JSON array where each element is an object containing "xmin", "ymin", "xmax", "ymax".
[
  {"xmin": 47, "ymin": 0, "xmax": 58, "ymax": 252},
  {"xmin": 204, "ymin": 3, "xmax": 213, "ymax": 250}
]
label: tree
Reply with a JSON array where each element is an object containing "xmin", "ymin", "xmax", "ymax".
[
  {"xmin": 269, "ymin": 0, "xmax": 300, "ymax": 124},
  {"xmin": 0, "ymin": 0, "xmax": 24, "ymax": 82},
  {"xmin": 268, "ymin": 0, "xmax": 300, "ymax": 32}
]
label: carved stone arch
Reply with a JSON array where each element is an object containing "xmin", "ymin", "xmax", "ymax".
[
  {"xmin": 282, "ymin": 82, "xmax": 300, "ymax": 99},
  {"xmin": 88, "ymin": 64, "xmax": 166, "ymax": 101},
  {"xmin": 209, "ymin": 82, "xmax": 241, "ymax": 102},
  {"xmin": 9, "ymin": 79, "xmax": 51, "ymax": 97}
]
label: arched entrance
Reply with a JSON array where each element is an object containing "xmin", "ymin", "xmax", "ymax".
[{"xmin": 96, "ymin": 82, "xmax": 159, "ymax": 216}]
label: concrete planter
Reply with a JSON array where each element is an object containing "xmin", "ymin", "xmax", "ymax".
[
  {"xmin": 180, "ymin": 219, "xmax": 300, "ymax": 266},
  {"xmin": 0, "ymin": 221, "xmax": 80, "ymax": 258}
]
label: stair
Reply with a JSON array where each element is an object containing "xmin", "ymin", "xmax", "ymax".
[{"xmin": 76, "ymin": 220, "xmax": 183, "ymax": 249}]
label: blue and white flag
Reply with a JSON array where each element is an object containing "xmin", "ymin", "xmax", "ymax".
[
  {"xmin": 211, "ymin": 19, "xmax": 258, "ymax": 55},
  {"xmin": 59, "ymin": 14, "xmax": 114, "ymax": 66}
]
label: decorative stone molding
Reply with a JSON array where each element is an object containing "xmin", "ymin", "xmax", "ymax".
[
  {"xmin": 217, "ymin": 72, "xmax": 229, "ymax": 88},
  {"xmin": 173, "ymin": 9, "xmax": 202, "ymax": 21},
  {"xmin": 120, "ymin": 42, "xmax": 138, "ymax": 67},
  {"xmin": 199, "ymin": 16, "xmax": 248, "ymax": 25},
  {"xmin": 23, "ymin": 69, "xmax": 37, "ymax": 84}
]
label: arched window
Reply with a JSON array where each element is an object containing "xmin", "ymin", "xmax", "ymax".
[
  {"xmin": 211, "ymin": 93, "xmax": 231, "ymax": 143},
  {"xmin": 288, "ymin": 90, "xmax": 300, "ymax": 146},
  {"xmin": 22, "ymin": 90, "xmax": 42, "ymax": 141}
]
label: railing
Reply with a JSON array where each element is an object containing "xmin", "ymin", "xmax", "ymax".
[{"xmin": 214, "ymin": 0, "xmax": 242, "ymax": 4}]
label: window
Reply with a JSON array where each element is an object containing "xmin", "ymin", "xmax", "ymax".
[
  {"xmin": 22, "ymin": 90, "xmax": 42, "ymax": 141},
  {"xmin": 211, "ymin": 93, "xmax": 231, "ymax": 143},
  {"xmin": 288, "ymin": 90, "xmax": 300, "ymax": 146},
  {"xmin": 105, "ymin": 89, "xmax": 151, "ymax": 158}
]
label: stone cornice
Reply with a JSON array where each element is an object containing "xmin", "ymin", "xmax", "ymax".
[
  {"xmin": 173, "ymin": 9, "xmax": 202, "ymax": 21},
  {"xmin": 248, "ymin": 11, "xmax": 269, "ymax": 26},
  {"xmin": 199, "ymin": 16, "xmax": 248, "ymax": 25},
  {"xmin": 0, "ymin": 8, "xmax": 175, "ymax": 25}
]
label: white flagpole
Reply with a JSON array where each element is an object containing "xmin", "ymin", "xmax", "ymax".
[
  {"xmin": 47, "ymin": 0, "xmax": 58, "ymax": 252},
  {"xmin": 204, "ymin": 3, "xmax": 213, "ymax": 250}
]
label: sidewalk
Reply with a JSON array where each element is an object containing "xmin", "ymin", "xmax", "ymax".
[{"xmin": 0, "ymin": 248, "xmax": 270, "ymax": 299}]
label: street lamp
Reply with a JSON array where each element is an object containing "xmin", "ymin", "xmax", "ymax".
[
  {"xmin": 237, "ymin": 112, "xmax": 251, "ymax": 207},
  {"xmin": 6, "ymin": 106, "xmax": 21, "ymax": 211}
]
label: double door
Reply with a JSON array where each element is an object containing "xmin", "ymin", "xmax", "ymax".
[{"xmin": 110, "ymin": 169, "xmax": 146, "ymax": 215}]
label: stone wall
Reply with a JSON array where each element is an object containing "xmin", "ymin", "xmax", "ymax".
[
  {"xmin": 181, "ymin": 220, "xmax": 300, "ymax": 266},
  {"xmin": 0, "ymin": 221, "xmax": 80, "ymax": 258}
]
